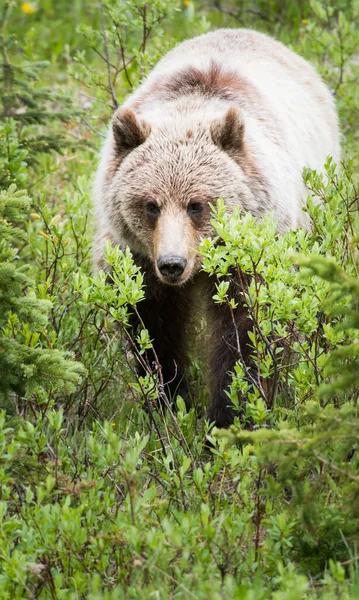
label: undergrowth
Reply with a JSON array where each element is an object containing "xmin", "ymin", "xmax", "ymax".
[{"xmin": 0, "ymin": 0, "xmax": 359, "ymax": 597}]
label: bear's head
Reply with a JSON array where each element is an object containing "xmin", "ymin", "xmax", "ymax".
[{"xmin": 107, "ymin": 106, "xmax": 254, "ymax": 286}]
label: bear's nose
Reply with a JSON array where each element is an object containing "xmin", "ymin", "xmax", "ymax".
[{"xmin": 157, "ymin": 256, "xmax": 187, "ymax": 281}]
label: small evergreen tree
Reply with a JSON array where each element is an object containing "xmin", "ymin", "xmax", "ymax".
[{"xmin": 0, "ymin": 183, "xmax": 85, "ymax": 405}]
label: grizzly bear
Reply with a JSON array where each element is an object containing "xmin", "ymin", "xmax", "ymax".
[{"xmin": 93, "ymin": 28, "xmax": 340, "ymax": 427}]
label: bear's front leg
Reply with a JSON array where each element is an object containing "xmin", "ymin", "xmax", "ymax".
[
  {"xmin": 130, "ymin": 264, "xmax": 192, "ymax": 405},
  {"xmin": 206, "ymin": 291, "xmax": 253, "ymax": 428}
]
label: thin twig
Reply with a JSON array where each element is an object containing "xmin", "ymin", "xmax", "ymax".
[{"xmin": 100, "ymin": 2, "xmax": 118, "ymax": 110}]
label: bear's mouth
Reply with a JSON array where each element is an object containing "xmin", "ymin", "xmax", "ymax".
[{"xmin": 155, "ymin": 268, "xmax": 191, "ymax": 287}]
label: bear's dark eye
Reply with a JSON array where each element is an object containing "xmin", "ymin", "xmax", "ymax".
[
  {"xmin": 187, "ymin": 202, "xmax": 203, "ymax": 218},
  {"xmin": 145, "ymin": 202, "xmax": 160, "ymax": 218}
]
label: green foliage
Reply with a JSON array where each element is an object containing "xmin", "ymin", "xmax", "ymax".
[
  {"xmin": 199, "ymin": 159, "xmax": 359, "ymax": 413},
  {"xmin": 24, "ymin": 175, "xmax": 140, "ymax": 422},
  {"xmin": 300, "ymin": 257, "xmax": 359, "ymax": 399},
  {"xmin": 0, "ymin": 184, "xmax": 85, "ymax": 402},
  {"xmin": 70, "ymin": 0, "xmax": 183, "ymax": 111},
  {"xmin": 199, "ymin": 163, "xmax": 359, "ymax": 574},
  {"xmin": 1, "ymin": 0, "xmax": 359, "ymax": 597},
  {"xmin": 299, "ymin": 0, "xmax": 359, "ymax": 137},
  {"xmin": 1, "ymin": 411, "xmax": 359, "ymax": 598},
  {"xmin": 0, "ymin": 0, "xmax": 84, "ymax": 172},
  {"xmin": 0, "ymin": 120, "xmax": 28, "ymax": 188}
]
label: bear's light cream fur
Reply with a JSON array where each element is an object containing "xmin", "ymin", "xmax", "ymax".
[{"xmin": 94, "ymin": 28, "xmax": 340, "ymax": 284}]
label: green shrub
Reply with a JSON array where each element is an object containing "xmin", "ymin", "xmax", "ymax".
[{"xmin": 201, "ymin": 162, "xmax": 359, "ymax": 573}]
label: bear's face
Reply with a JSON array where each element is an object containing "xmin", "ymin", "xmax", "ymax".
[{"xmin": 108, "ymin": 108, "xmax": 250, "ymax": 286}]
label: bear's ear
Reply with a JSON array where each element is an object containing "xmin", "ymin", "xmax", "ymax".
[
  {"xmin": 210, "ymin": 107, "xmax": 245, "ymax": 152},
  {"xmin": 112, "ymin": 108, "xmax": 151, "ymax": 152}
]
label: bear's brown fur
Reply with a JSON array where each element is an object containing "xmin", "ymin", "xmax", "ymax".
[{"xmin": 93, "ymin": 29, "xmax": 340, "ymax": 427}]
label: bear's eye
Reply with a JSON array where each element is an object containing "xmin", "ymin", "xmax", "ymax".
[
  {"xmin": 145, "ymin": 202, "xmax": 160, "ymax": 218},
  {"xmin": 187, "ymin": 202, "xmax": 203, "ymax": 217}
]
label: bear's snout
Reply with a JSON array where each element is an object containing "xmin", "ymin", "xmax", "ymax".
[{"xmin": 157, "ymin": 256, "xmax": 187, "ymax": 283}]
